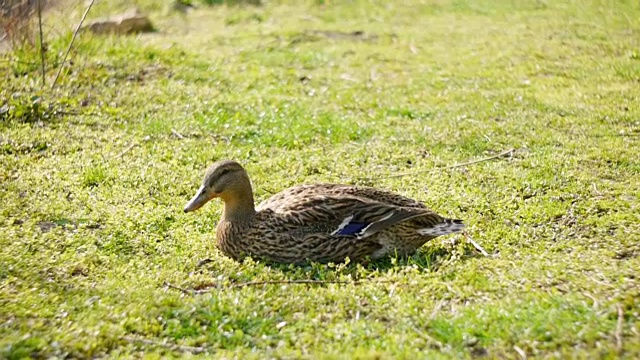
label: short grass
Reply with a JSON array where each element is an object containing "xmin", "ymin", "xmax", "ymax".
[{"xmin": 1, "ymin": 0, "xmax": 639, "ymax": 358}]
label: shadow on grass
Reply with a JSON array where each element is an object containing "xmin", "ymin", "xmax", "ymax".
[{"xmin": 192, "ymin": 238, "xmax": 482, "ymax": 288}]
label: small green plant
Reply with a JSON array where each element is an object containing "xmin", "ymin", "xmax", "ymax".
[
  {"xmin": 199, "ymin": 0, "xmax": 262, "ymax": 6},
  {"xmin": 82, "ymin": 165, "xmax": 110, "ymax": 188},
  {"xmin": 0, "ymin": 92, "xmax": 47, "ymax": 123}
]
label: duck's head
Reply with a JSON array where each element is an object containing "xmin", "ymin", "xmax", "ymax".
[{"xmin": 183, "ymin": 160, "xmax": 253, "ymax": 213}]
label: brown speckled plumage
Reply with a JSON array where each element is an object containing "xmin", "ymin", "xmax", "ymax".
[{"xmin": 184, "ymin": 160, "xmax": 464, "ymax": 265}]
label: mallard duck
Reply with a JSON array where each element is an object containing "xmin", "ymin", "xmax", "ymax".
[{"xmin": 184, "ymin": 160, "xmax": 464, "ymax": 264}]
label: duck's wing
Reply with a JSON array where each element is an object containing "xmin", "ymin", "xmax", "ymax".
[
  {"xmin": 268, "ymin": 194, "xmax": 449, "ymax": 240},
  {"xmin": 257, "ymin": 184, "xmax": 427, "ymax": 211}
]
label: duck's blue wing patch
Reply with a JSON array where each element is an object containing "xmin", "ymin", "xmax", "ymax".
[
  {"xmin": 334, "ymin": 222, "xmax": 369, "ymax": 236},
  {"xmin": 329, "ymin": 208, "xmax": 417, "ymax": 239}
]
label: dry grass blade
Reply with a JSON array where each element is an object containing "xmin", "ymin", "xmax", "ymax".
[
  {"xmin": 230, "ymin": 279, "xmax": 357, "ymax": 289},
  {"xmin": 163, "ymin": 282, "xmax": 192, "ymax": 295},
  {"xmin": 616, "ymin": 304, "xmax": 624, "ymax": 353},
  {"xmin": 122, "ymin": 336, "xmax": 208, "ymax": 354},
  {"xmin": 463, "ymin": 231, "xmax": 490, "ymax": 257},
  {"xmin": 164, "ymin": 279, "xmax": 392, "ymax": 294},
  {"xmin": 411, "ymin": 325, "xmax": 443, "ymax": 349},
  {"xmin": 429, "ymin": 299, "xmax": 446, "ymax": 320},
  {"xmin": 361, "ymin": 148, "xmax": 515, "ymax": 181},
  {"xmin": 114, "ymin": 135, "xmax": 150, "ymax": 158},
  {"xmin": 514, "ymin": 345, "xmax": 527, "ymax": 360},
  {"xmin": 443, "ymin": 148, "xmax": 515, "ymax": 170},
  {"xmin": 37, "ymin": 0, "xmax": 45, "ymax": 86},
  {"xmin": 51, "ymin": 0, "xmax": 95, "ymax": 90},
  {"xmin": 171, "ymin": 128, "xmax": 185, "ymax": 139}
]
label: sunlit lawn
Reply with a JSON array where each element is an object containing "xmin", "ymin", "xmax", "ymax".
[{"xmin": 1, "ymin": 0, "xmax": 639, "ymax": 358}]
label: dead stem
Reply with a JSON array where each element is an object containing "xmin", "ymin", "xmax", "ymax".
[
  {"xmin": 122, "ymin": 335, "xmax": 207, "ymax": 354},
  {"xmin": 164, "ymin": 279, "xmax": 392, "ymax": 295},
  {"xmin": 361, "ymin": 148, "xmax": 515, "ymax": 181},
  {"xmin": 616, "ymin": 304, "xmax": 624, "ymax": 353},
  {"xmin": 51, "ymin": 0, "xmax": 95, "ymax": 90},
  {"xmin": 463, "ymin": 231, "xmax": 490, "ymax": 257}
]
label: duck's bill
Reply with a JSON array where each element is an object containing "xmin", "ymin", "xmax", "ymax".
[{"xmin": 184, "ymin": 186, "xmax": 213, "ymax": 213}]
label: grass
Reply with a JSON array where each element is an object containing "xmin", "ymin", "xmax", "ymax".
[{"xmin": 1, "ymin": 0, "xmax": 639, "ymax": 358}]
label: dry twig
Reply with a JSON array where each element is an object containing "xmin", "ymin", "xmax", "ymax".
[
  {"xmin": 37, "ymin": 0, "xmax": 45, "ymax": 87},
  {"xmin": 123, "ymin": 336, "xmax": 208, "ymax": 354},
  {"xmin": 231, "ymin": 279, "xmax": 356, "ymax": 289},
  {"xmin": 115, "ymin": 135, "xmax": 150, "ymax": 158},
  {"xmin": 463, "ymin": 231, "xmax": 490, "ymax": 257},
  {"xmin": 51, "ymin": 0, "xmax": 95, "ymax": 90},
  {"xmin": 0, "ymin": 58, "xmax": 71, "ymax": 67},
  {"xmin": 361, "ymin": 148, "xmax": 515, "ymax": 181},
  {"xmin": 591, "ymin": 133, "xmax": 640, "ymax": 138},
  {"xmin": 616, "ymin": 304, "xmax": 624, "ymax": 353},
  {"xmin": 171, "ymin": 128, "xmax": 185, "ymax": 139},
  {"xmin": 429, "ymin": 299, "xmax": 446, "ymax": 320},
  {"xmin": 411, "ymin": 325, "xmax": 443, "ymax": 349},
  {"xmin": 582, "ymin": 292, "xmax": 599, "ymax": 310},
  {"xmin": 513, "ymin": 345, "xmax": 527, "ymax": 360},
  {"xmin": 163, "ymin": 282, "xmax": 192, "ymax": 295},
  {"xmin": 115, "ymin": 143, "xmax": 137, "ymax": 158},
  {"xmin": 443, "ymin": 148, "xmax": 515, "ymax": 170},
  {"xmin": 164, "ymin": 279, "xmax": 391, "ymax": 295}
]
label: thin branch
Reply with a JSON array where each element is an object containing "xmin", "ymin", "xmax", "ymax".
[
  {"xmin": 361, "ymin": 148, "xmax": 515, "ymax": 181},
  {"xmin": 616, "ymin": 304, "xmax": 624, "ymax": 353},
  {"xmin": 52, "ymin": 109, "xmax": 101, "ymax": 117},
  {"xmin": 195, "ymin": 258, "xmax": 213, "ymax": 268},
  {"xmin": 122, "ymin": 336, "xmax": 208, "ymax": 354},
  {"xmin": 37, "ymin": 0, "xmax": 45, "ymax": 87},
  {"xmin": 51, "ymin": 0, "xmax": 95, "ymax": 90},
  {"xmin": 582, "ymin": 292, "xmax": 599, "ymax": 310},
  {"xmin": 114, "ymin": 135, "xmax": 151, "ymax": 158},
  {"xmin": 163, "ymin": 282, "xmax": 192, "ymax": 295},
  {"xmin": 231, "ymin": 279, "xmax": 357, "ymax": 289},
  {"xmin": 164, "ymin": 279, "xmax": 391, "ymax": 295},
  {"xmin": 463, "ymin": 231, "xmax": 490, "ymax": 257},
  {"xmin": 115, "ymin": 143, "xmax": 137, "ymax": 158},
  {"xmin": 591, "ymin": 133, "xmax": 640, "ymax": 138},
  {"xmin": 171, "ymin": 128, "xmax": 185, "ymax": 139},
  {"xmin": 513, "ymin": 345, "xmax": 527, "ymax": 360},
  {"xmin": 0, "ymin": 58, "xmax": 71, "ymax": 67},
  {"xmin": 588, "ymin": 276, "xmax": 615, "ymax": 288},
  {"xmin": 429, "ymin": 299, "xmax": 446, "ymax": 320},
  {"xmin": 443, "ymin": 148, "xmax": 515, "ymax": 170},
  {"xmin": 409, "ymin": 42, "xmax": 418, "ymax": 55},
  {"xmin": 260, "ymin": 187, "xmax": 276, "ymax": 194},
  {"xmin": 411, "ymin": 324, "xmax": 443, "ymax": 349}
]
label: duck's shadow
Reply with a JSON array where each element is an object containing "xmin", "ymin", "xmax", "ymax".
[
  {"xmin": 280, "ymin": 239, "xmax": 478, "ymax": 277},
  {"xmin": 196, "ymin": 238, "xmax": 483, "ymax": 283}
]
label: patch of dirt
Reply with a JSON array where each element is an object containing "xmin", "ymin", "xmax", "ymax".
[
  {"xmin": 36, "ymin": 219, "xmax": 102, "ymax": 232},
  {"xmin": 289, "ymin": 30, "xmax": 378, "ymax": 45},
  {"xmin": 312, "ymin": 30, "xmax": 373, "ymax": 40},
  {"xmin": 37, "ymin": 220, "xmax": 56, "ymax": 232},
  {"xmin": 613, "ymin": 249, "xmax": 638, "ymax": 260}
]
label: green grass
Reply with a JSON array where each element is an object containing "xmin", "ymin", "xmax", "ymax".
[{"xmin": 1, "ymin": 0, "xmax": 639, "ymax": 358}]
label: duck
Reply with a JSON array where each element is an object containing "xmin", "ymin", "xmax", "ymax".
[{"xmin": 183, "ymin": 160, "xmax": 464, "ymax": 264}]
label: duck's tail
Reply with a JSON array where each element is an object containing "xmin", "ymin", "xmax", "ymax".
[{"xmin": 416, "ymin": 219, "xmax": 465, "ymax": 237}]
